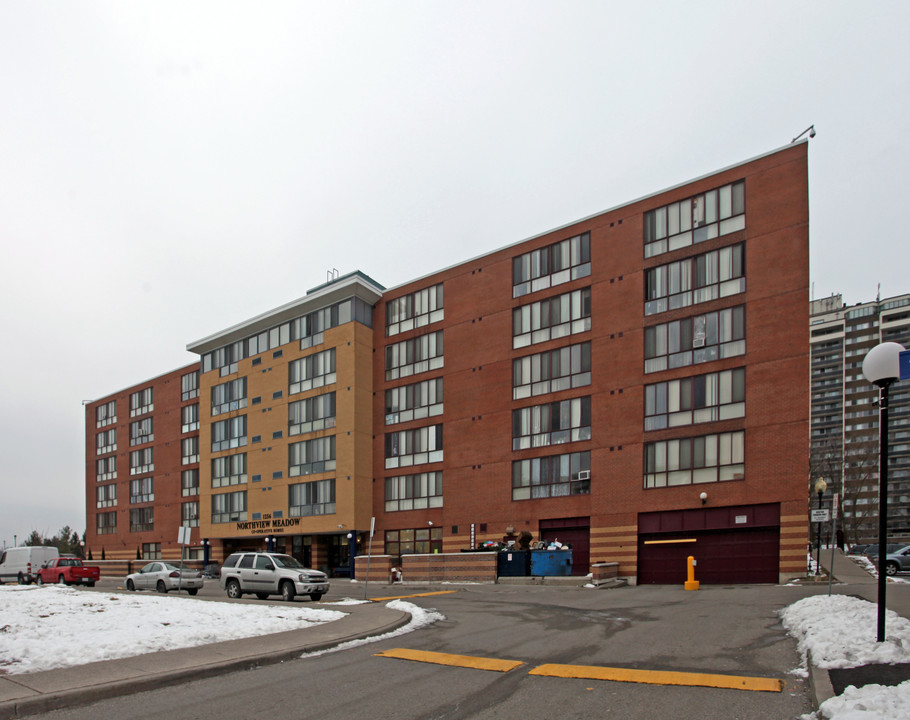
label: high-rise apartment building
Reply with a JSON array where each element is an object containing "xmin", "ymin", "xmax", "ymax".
[
  {"xmin": 810, "ymin": 293, "xmax": 910, "ymax": 544},
  {"xmin": 86, "ymin": 141, "xmax": 810, "ymax": 584}
]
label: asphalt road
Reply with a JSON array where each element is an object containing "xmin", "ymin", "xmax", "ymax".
[{"xmin": 32, "ymin": 579, "xmax": 827, "ymax": 720}]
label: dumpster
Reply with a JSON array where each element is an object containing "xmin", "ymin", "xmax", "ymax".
[
  {"xmin": 530, "ymin": 549, "xmax": 572, "ymax": 576},
  {"xmin": 497, "ymin": 550, "xmax": 530, "ymax": 577}
]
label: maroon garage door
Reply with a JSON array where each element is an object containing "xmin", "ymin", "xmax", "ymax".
[
  {"xmin": 540, "ymin": 517, "xmax": 590, "ymax": 577},
  {"xmin": 638, "ymin": 504, "xmax": 781, "ymax": 585}
]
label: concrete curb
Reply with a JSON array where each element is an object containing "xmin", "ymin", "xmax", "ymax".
[
  {"xmin": 807, "ymin": 651, "xmax": 836, "ymax": 710},
  {"xmin": 0, "ymin": 603, "xmax": 411, "ymax": 720}
]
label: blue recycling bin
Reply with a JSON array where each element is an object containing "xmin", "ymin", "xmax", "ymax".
[{"xmin": 530, "ymin": 549, "xmax": 572, "ymax": 576}]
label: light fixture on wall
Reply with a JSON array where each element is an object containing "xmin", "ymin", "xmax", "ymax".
[
  {"xmin": 428, "ymin": 521, "xmax": 434, "ymax": 526},
  {"xmin": 700, "ymin": 492, "xmax": 708, "ymax": 505}
]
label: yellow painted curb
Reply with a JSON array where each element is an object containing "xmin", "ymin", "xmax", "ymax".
[
  {"xmin": 375, "ymin": 648, "xmax": 524, "ymax": 673},
  {"xmin": 369, "ymin": 590, "xmax": 459, "ymax": 602},
  {"xmin": 529, "ymin": 663, "xmax": 782, "ymax": 693}
]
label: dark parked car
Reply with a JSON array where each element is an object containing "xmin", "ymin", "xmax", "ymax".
[
  {"xmin": 863, "ymin": 544, "xmax": 908, "ymax": 560},
  {"xmin": 846, "ymin": 544, "xmax": 869, "ymax": 556}
]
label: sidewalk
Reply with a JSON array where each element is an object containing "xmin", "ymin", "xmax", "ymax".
[{"xmin": 0, "ymin": 599, "xmax": 410, "ymax": 720}]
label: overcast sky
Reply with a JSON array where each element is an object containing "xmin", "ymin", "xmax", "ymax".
[{"xmin": 2, "ymin": 1, "xmax": 908, "ymax": 548}]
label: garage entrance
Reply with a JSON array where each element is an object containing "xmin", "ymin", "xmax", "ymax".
[{"xmin": 638, "ymin": 504, "xmax": 781, "ymax": 585}]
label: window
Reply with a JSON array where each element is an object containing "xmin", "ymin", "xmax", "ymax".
[
  {"xmin": 212, "ymin": 490, "xmax": 247, "ymax": 523},
  {"xmin": 386, "ymin": 283, "xmax": 445, "ymax": 336},
  {"xmin": 181, "ymin": 370, "xmax": 200, "ymax": 401},
  {"xmin": 207, "ymin": 340, "xmax": 244, "ymax": 377},
  {"xmin": 182, "ymin": 501, "xmax": 199, "ymax": 527},
  {"xmin": 289, "ymin": 392, "xmax": 336, "ymax": 435},
  {"xmin": 385, "ymin": 424, "xmax": 443, "ymax": 469},
  {"xmin": 645, "ymin": 305, "xmax": 745, "ymax": 373},
  {"xmin": 385, "ymin": 378, "xmax": 443, "ymax": 425},
  {"xmin": 142, "ymin": 543, "xmax": 161, "ymax": 559},
  {"xmin": 644, "ymin": 368, "xmax": 745, "ymax": 430},
  {"xmin": 212, "ymin": 453, "xmax": 247, "ymax": 487},
  {"xmin": 129, "ymin": 448, "xmax": 153, "ymax": 475},
  {"xmin": 289, "ymin": 436, "xmax": 336, "ymax": 476},
  {"xmin": 129, "ymin": 387, "xmax": 153, "ymax": 417},
  {"xmin": 201, "ymin": 297, "xmax": 373, "ymax": 373},
  {"xmin": 96, "ymin": 484, "xmax": 117, "ymax": 508},
  {"xmin": 385, "ymin": 527, "xmax": 442, "ymax": 556},
  {"xmin": 512, "ymin": 342, "xmax": 591, "ymax": 400},
  {"xmin": 181, "ymin": 404, "xmax": 199, "ymax": 433},
  {"xmin": 289, "ymin": 348, "xmax": 337, "ymax": 395},
  {"xmin": 182, "ymin": 469, "xmax": 199, "ymax": 496},
  {"xmin": 130, "ymin": 507, "xmax": 154, "ymax": 532},
  {"xmin": 644, "ymin": 243, "xmax": 745, "ymax": 316},
  {"xmin": 130, "ymin": 477, "xmax": 154, "ymax": 503},
  {"xmin": 512, "ymin": 397, "xmax": 591, "ymax": 450},
  {"xmin": 211, "ymin": 377, "xmax": 247, "ymax": 416},
  {"xmin": 96, "ymin": 511, "xmax": 116, "ymax": 535},
  {"xmin": 95, "ymin": 400, "xmax": 116, "ymax": 428},
  {"xmin": 385, "ymin": 471, "xmax": 443, "ymax": 512},
  {"xmin": 644, "ymin": 179, "xmax": 745, "ymax": 257},
  {"xmin": 211, "ymin": 415, "xmax": 247, "ymax": 452},
  {"xmin": 644, "ymin": 180, "xmax": 746, "ymax": 257},
  {"xmin": 129, "ymin": 417, "xmax": 153, "ymax": 446},
  {"xmin": 182, "ymin": 436, "xmax": 199, "ymax": 465},
  {"xmin": 513, "ymin": 232, "xmax": 591, "ymax": 298},
  {"xmin": 513, "ymin": 287, "xmax": 591, "ymax": 349},
  {"xmin": 385, "ymin": 331, "xmax": 444, "ymax": 381},
  {"xmin": 512, "ymin": 451, "xmax": 591, "ymax": 500},
  {"xmin": 96, "ymin": 456, "xmax": 116, "ymax": 481},
  {"xmin": 289, "ymin": 479, "xmax": 336, "ymax": 517},
  {"xmin": 644, "ymin": 430, "xmax": 745, "ymax": 488},
  {"xmin": 289, "ymin": 297, "xmax": 372, "ymax": 348},
  {"xmin": 96, "ymin": 429, "xmax": 116, "ymax": 455}
]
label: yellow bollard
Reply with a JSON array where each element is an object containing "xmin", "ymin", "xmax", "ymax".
[{"xmin": 684, "ymin": 555, "xmax": 700, "ymax": 591}]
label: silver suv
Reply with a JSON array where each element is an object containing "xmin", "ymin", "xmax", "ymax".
[{"xmin": 219, "ymin": 552, "xmax": 329, "ymax": 602}]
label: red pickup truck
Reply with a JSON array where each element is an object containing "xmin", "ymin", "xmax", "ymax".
[{"xmin": 36, "ymin": 557, "xmax": 100, "ymax": 587}]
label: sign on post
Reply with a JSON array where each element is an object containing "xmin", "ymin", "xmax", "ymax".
[
  {"xmin": 900, "ymin": 350, "xmax": 910, "ymax": 381},
  {"xmin": 811, "ymin": 509, "xmax": 830, "ymax": 523}
]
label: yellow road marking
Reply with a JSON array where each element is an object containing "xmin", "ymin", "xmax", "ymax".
[
  {"xmin": 369, "ymin": 590, "xmax": 458, "ymax": 602},
  {"xmin": 529, "ymin": 663, "xmax": 782, "ymax": 693},
  {"xmin": 375, "ymin": 648, "xmax": 524, "ymax": 672}
]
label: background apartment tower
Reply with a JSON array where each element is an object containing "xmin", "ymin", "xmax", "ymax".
[{"xmin": 810, "ymin": 293, "xmax": 910, "ymax": 545}]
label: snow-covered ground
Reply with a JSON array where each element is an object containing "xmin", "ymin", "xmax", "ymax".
[
  {"xmin": 3, "ymin": 582, "xmax": 910, "ymax": 718},
  {"xmin": 0, "ymin": 585, "xmax": 441, "ymax": 676}
]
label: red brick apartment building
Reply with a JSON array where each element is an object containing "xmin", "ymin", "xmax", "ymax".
[{"xmin": 85, "ymin": 142, "xmax": 810, "ymax": 584}]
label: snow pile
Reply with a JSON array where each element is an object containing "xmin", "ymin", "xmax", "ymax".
[
  {"xmin": 0, "ymin": 584, "xmax": 343, "ymax": 675},
  {"xmin": 817, "ymin": 682, "xmax": 910, "ymax": 720},
  {"xmin": 781, "ymin": 594, "xmax": 910, "ymax": 669}
]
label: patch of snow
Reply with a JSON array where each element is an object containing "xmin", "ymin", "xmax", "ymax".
[
  {"xmin": 300, "ymin": 599, "xmax": 444, "ymax": 658},
  {"xmin": 0, "ymin": 585, "xmax": 343, "ymax": 675}
]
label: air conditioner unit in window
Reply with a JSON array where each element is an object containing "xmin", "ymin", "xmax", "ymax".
[{"xmin": 577, "ymin": 470, "xmax": 591, "ymax": 481}]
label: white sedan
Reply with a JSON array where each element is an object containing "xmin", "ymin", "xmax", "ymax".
[{"xmin": 125, "ymin": 562, "xmax": 204, "ymax": 595}]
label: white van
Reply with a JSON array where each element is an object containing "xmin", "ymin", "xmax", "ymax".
[{"xmin": 0, "ymin": 546, "xmax": 60, "ymax": 584}]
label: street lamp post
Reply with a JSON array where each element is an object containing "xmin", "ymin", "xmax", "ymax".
[
  {"xmin": 815, "ymin": 478, "xmax": 828, "ymax": 575},
  {"xmin": 862, "ymin": 341, "xmax": 905, "ymax": 643}
]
